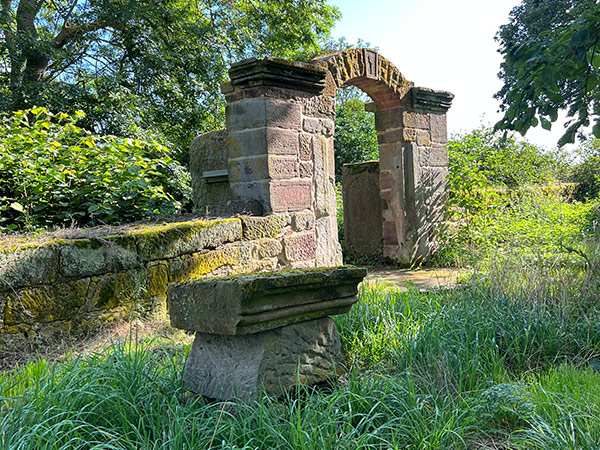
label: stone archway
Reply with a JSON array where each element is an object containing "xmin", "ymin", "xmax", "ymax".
[
  {"xmin": 312, "ymin": 49, "xmax": 453, "ymax": 265},
  {"xmin": 191, "ymin": 49, "xmax": 453, "ymax": 266}
]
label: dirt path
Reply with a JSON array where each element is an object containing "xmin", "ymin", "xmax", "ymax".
[{"xmin": 364, "ymin": 267, "xmax": 463, "ymax": 291}]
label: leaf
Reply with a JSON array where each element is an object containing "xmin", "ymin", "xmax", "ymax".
[
  {"xmin": 10, "ymin": 202, "xmax": 25, "ymax": 213},
  {"xmin": 540, "ymin": 117, "xmax": 552, "ymax": 130},
  {"xmin": 592, "ymin": 120, "xmax": 600, "ymax": 138}
]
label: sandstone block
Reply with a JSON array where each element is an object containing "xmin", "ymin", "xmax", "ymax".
[
  {"xmin": 4, "ymin": 279, "xmax": 90, "ymax": 325},
  {"xmin": 402, "ymin": 111, "xmax": 429, "ymax": 129},
  {"xmin": 291, "ymin": 211, "xmax": 315, "ymax": 232},
  {"xmin": 226, "ymin": 98, "xmax": 301, "ymax": 131},
  {"xmin": 59, "ymin": 239, "xmax": 139, "ymax": 278},
  {"xmin": 299, "ymin": 134, "xmax": 313, "ymax": 160},
  {"xmin": 430, "ymin": 113, "xmax": 448, "ymax": 144},
  {"xmin": 302, "ymin": 117, "xmax": 321, "ymax": 134},
  {"xmin": 374, "ymin": 107, "xmax": 403, "ymax": 130},
  {"xmin": 254, "ymin": 238, "xmax": 283, "ymax": 258},
  {"xmin": 299, "ymin": 161, "xmax": 313, "ymax": 179},
  {"xmin": 135, "ymin": 219, "xmax": 242, "ymax": 262},
  {"xmin": 269, "ymin": 156, "xmax": 297, "ymax": 179},
  {"xmin": 419, "ymin": 145, "xmax": 448, "ymax": 167},
  {"xmin": 270, "ymin": 181, "xmax": 312, "ymax": 212},
  {"xmin": 284, "ymin": 232, "xmax": 317, "ymax": 262},
  {"xmin": 228, "ymin": 128, "xmax": 298, "ymax": 159},
  {"xmin": 241, "ymin": 215, "xmax": 286, "ymax": 240},
  {"xmin": 0, "ymin": 244, "xmax": 58, "ymax": 291},
  {"xmin": 86, "ymin": 270, "xmax": 146, "ymax": 311},
  {"xmin": 168, "ymin": 266, "xmax": 367, "ymax": 335},
  {"xmin": 183, "ymin": 318, "xmax": 344, "ymax": 401},
  {"xmin": 315, "ymin": 216, "xmax": 343, "ymax": 266},
  {"xmin": 416, "ymin": 130, "xmax": 431, "ymax": 146}
]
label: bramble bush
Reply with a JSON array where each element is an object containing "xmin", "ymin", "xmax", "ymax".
[{"xmin": 0, "ymin": 108, "xmax": 191, "ymax": 231}]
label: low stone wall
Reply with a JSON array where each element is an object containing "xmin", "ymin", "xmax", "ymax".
[{"xmin": 0, "ymin": 213, "xmax": 318, "ymax": 349}]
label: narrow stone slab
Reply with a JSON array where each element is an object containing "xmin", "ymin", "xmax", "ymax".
[
  {"xmin": 168, "ymin": 266, "xmax": 366, "ymax": 335},
  {"xmin": 183, "ymin": 317, "xmax": 343, "ymax": 401}
]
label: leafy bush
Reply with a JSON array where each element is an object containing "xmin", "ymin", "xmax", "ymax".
[
  {"xmin": 571, "ymin": 137, "xmax": 600, "ymax": 200},
  {"xmin": 0, "ymin": 108, "xmax": 191, "ymax": 231},
  {"xmin": 334, "ymin": 97, "xmax": 378, "ymax": 182}
]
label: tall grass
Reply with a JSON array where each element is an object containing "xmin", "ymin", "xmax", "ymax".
[{"xmin": 2, "ymin": 256, "xmax": 600, "ymax": 448}]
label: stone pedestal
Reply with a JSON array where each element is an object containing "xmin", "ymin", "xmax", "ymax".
[
  {"xmin": 184, "ymin": 317, "xmax": 343, "ymax": 402},
  {"xmin": 167, "ymin": 266, "xmax": 367, "ymax": 401}
]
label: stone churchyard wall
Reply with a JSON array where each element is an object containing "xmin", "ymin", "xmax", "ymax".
[{"xmin": 0, "ymin": 214, "xmax": 317, "ymax": 349}]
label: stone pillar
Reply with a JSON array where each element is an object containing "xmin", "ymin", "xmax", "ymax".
[
  {"xmin": 373, "ymin": 88, "xmax": 453, "ymax": 265},
  {"xmin": 223, "ymin": 57, "xmax": 342, "ymax": 267}
]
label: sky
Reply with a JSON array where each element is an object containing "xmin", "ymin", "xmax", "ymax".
[{"xmin": 330, "ymin": 0, "xmax": 567, "ymax": 150}]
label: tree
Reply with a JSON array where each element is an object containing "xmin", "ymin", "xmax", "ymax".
[
  {"xmin": 0, "ymin": 0, "xmax": 340, "ymax": 159},
  {"xmin": 495, "ymin": 0, "xmax": 600, "ymax": 146},
  {"xmin": 333, "ymin": 96, "xmax": 378, "ymax": 182}
]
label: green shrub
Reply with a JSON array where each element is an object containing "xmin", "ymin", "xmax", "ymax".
[
  {"xmin": 572, "ymin": 138, "xmax": 600, "ymax": 200},
  {"xmin": 0, "ymin": 108, "xmax": 191, "ymax": 231}
]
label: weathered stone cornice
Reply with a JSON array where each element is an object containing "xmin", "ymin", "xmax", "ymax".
[
  {"xmin": 228, "ymin": 57, "xmax": 327, "ymax": 93},
  {"xmin": 411, "ymin": 87, "xmax": 454, "ymax": 112}
]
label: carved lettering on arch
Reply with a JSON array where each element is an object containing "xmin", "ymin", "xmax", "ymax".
[{"xmin": 364, "ymin": 49, "xmax": 379, "ymax": 80}]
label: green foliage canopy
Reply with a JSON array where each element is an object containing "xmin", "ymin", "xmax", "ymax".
[
  {"xmin": 0, "ymin": 0, "xmax": 340, "ymax": 157},
  {"xmin": 0, "ymin": 108, "xmax": 190, "ymax": 231},
  {"xmin": 495, "ymin": 0, "xmax": 600, "ymax": 145}
]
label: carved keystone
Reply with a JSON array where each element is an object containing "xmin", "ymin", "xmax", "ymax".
[{"xmin": 167, "ymin": 266, "xmax": 367, "ymax": 336}]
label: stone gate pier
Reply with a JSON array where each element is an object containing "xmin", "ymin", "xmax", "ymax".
[{"xmin": 192, "ymin": 48, "xmax": 452, "ymax": 266}]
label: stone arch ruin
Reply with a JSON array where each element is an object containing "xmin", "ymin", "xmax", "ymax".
[{"xmin": 191, "ymin": 49, "xmax": 453, "ymax": 266}]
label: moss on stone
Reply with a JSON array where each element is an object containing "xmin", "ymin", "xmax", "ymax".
[
  {"xmin": 241, "ymin": 215, "xmax": 286, "ymax": 240},
  {"xmin": 4, "ymin": 279, "xmax": 90, "ymax": 325},
  {"xmin": 132, "ymin": 218, "xmax": 242, "ymax": 262}
]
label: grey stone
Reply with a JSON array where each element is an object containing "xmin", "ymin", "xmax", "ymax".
[
  {"xmin": 183, "ymin": 317, "xmax": 344, "ymax": 401},
  {"xmin": 190, "ymin": 129, "xmax": 234, "ymax": 216},
  {"xmin": 135, "ymin": 219, "xmax": 243, "ymax": 262},
  {"xmin": 342, "ymin": 162, "xmax": 383, "ymax": 259},
  {"xmin": 59, "ymin": 239, "xmax": 139, "ymax": 278},
  {"xmin": 168, "ymin": 266, "xmax": 367, "ymax": 335},
  {"xmin": 0, "ymin": 245, "xmax": 58, "ymax": 291}
]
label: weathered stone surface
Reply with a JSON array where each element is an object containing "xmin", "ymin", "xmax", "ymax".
[
  {"xmin": 284, "ymin": 232, "xmax": 317, "ymax": 262},
  {"xmin": 183, "ymin": 317, "xmax": 344, "ymax": 401},
  {"xmin": 419, "ymin": 145, "xmax": 448, "ymax": 167},
  {"xmin": 168, "ymin": 243, "xmax": 253, "ymax": 283},
  {"xmin": 228, "ymin": 57, "xmax": 327, "ymax": 94},
  {"xmin": 315, "ymin": 216, "xmax": 343, "ymax": 267},
  {"xmin": 229, "ymin": 128, "xmax": 299, "ymax": 159},
  {"xmin": 134, "ymin": 219, "xmax": 242, "ymax": 262},
  {"xmin": 0, "ymin": 244, "xmax": 58, "ymax": 291},
  {"xmin": 241, "ymin": 215, "xmax": 286, "ymax": 240},
  {"xmin": 270, "ymin": 181, "xmax": 312, "ymax": 212},
  {"xmin": 168, "ymin": 266, "xmax": 367, "ymax": 335},
  {"xmin": 4, "ymin": 279, "xmax": 90, "ymax": 325},
  {"xmin": 59, "ymin": 239, "xmax": 139, "ymax": 278},
  {"xmin": 85, "ymin": 270, "xmax": 146, "ymax": 311},
  {"xmin": 342, "ymin": 162, "xmax": 383, "ymax": 259},
  {"xmin": 292, "ymin": 211, "xmax": 315, "ymax": 231},
  {"xmin": 227, "ymin": 98, "xmax": 303, "ymax": 132},
  {"xmin": 374, "ymin": 107, "xmax": 403, "ymax": 131},
  {"xmin": 190, "ymin": 129, "xmax": 232, "ymax": 215},
  {"xmin": 146, "ymin": 262, "xmax": 170, "ymax": 298},
  {"xmin": 430, "ymin": 113, "xmax": 448, "ymax": 144},
  {"xmin": 254, "ymin": 238, "xmax": 283, "ymax": 258}
]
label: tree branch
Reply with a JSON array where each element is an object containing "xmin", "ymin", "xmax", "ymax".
[{"xmin": 53, "ymin": 19, "xmax": 116, "ymax": 48}]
